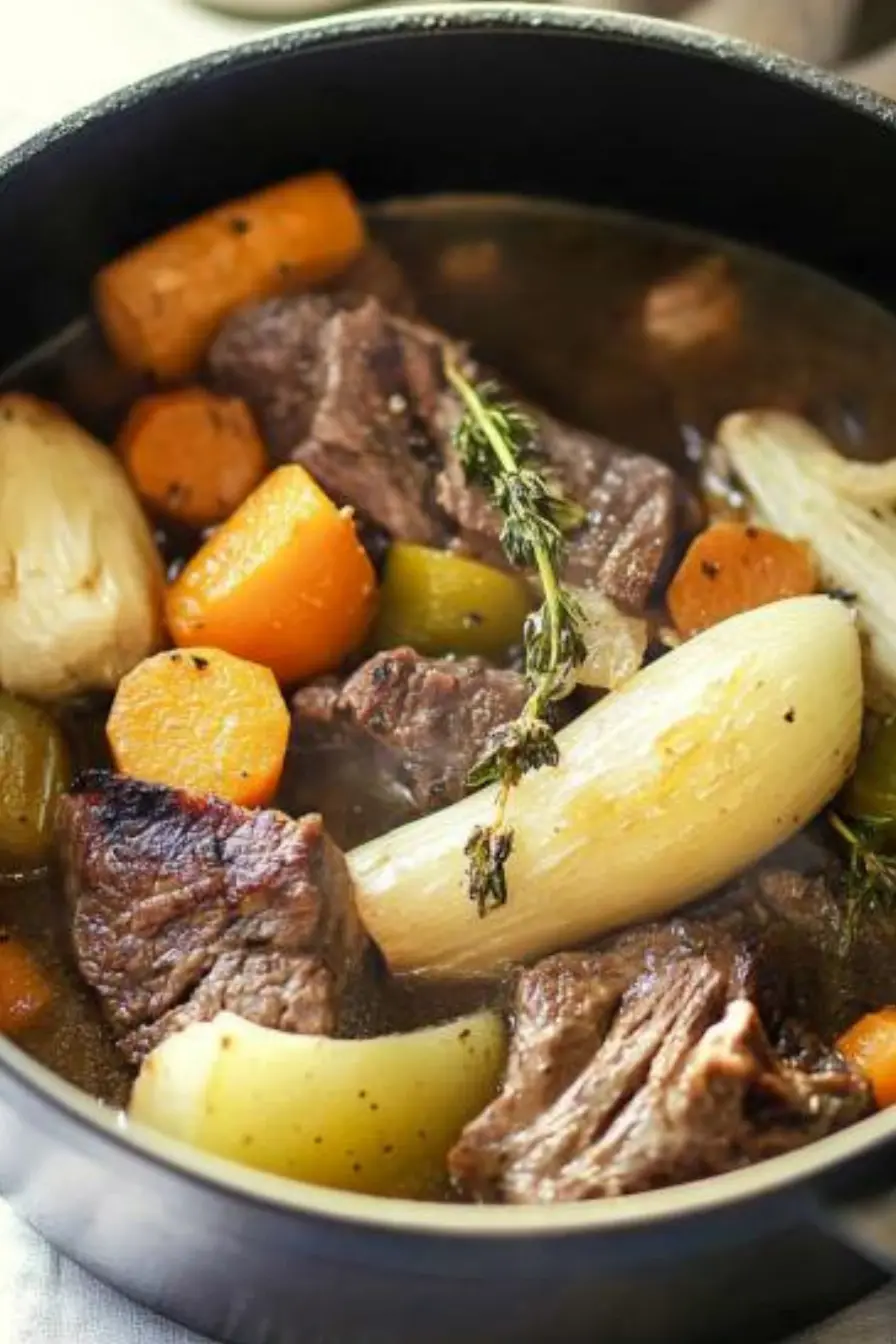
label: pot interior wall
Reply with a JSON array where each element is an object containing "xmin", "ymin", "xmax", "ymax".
[{"xmin": 1, "ymin": 14, "xmax": 896, "ymax": 372}]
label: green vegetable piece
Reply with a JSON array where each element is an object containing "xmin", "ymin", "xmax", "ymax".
[
  {"xmin": 370, "ymin": 542, "xmax": 534, "ymax": 661},
  {"xmin": 0, "ymin": 692, "xmax": 71, "ymax": 872},
  {"xmin": 844, "ymin": 716, "xmax": 896, "ymax": 828}
]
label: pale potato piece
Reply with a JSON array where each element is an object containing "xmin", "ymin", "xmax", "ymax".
[
  {"xmin": 0, "ymin": 394, "xmax": 163, "ymax": 700},
  {"xmin": 350, "ymin": 596, "xmax": 862, "ymax": 978},
  {"xmin": 131, "ymin": 1010, "xmax": 506, "ymax": 1199}
]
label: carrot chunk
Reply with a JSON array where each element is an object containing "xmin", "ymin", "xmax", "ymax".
[
  {"xmin": 165, "ymin": 465, "xmax": 377, "ymax": 684},
  {"xmin": 838, "ymin": 1008, "xmax": 896, "ymax": 1108},
  {"xmin": 0, "ymin": 937, "xmax": 53, "ymax": 1036},
  {"xmin": 118, "ymin": 388, "xmax": 267, "ymax": 527},
  {"xmin": 667, "ymin": 521, "xmax": 817, "ymax": 638},
  {"xmin": 94, "ymin": 171, "xmax": 365, "ymax": 381},
  {"xmin": 107, "ymin": 647, "xmax": 290, "ymax": 806}
]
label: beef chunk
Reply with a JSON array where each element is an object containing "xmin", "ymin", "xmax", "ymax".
[
  {"xmin": 57, "ymin": 771, "xmax": 367, "ymax": 1063},
  {"xmin": 293, "ymin": 647, "xmax": 527, "ymax": 813},
  {"xmin": 329, "ymin": 243, "xmax": 416, "ymax": 316},
  {"xmin": 437, "ymin": 414, "xmax": 677, "ymax": 611},
  {"xmin": 450, "ymin": 950, "xmax": 869, "ymax": 1203},
  {"xmin": 727, "ymin": 867, "xmax": 896, "ymax": 1044},
  {"xmin": 211, "ymin": 295, "xmax": 449, "ymax": 543},
  {"xmin": 210, "ymin": 291, "xmax": 677, "ymax": 611}
]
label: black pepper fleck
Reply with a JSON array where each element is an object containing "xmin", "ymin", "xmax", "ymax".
[
  {"xmin": 192, "ymin": 655, "xmax": 209, "ymax": 671},
  {"xmin": 784, "ymin": 709, "xmax": 796, "ymax": 723},
  {"xmin": 229, "ymin": 216, "xmax": 251, "ymax": 235},
  {"xmin": 700, "ymin": 560, "xmax": 720, "ymax": 580}
]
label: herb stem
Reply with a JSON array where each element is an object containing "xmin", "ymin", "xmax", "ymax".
[
  {"xmin": 445, "ymin": 358, "xmax": 518, "ymax": 478},
  {"xmin": 444, "ymin": 352, "xmax": 586, "ymax": 916}
]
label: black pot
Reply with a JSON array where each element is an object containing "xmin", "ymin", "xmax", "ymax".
[{"xmin": 4, "ymin": 8, "xmax": 896, "ymax": 1343}]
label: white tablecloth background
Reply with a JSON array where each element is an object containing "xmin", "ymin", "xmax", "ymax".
[{"xmin": 2, "ymin": 1, "xmax": 896, "ymax": 1340}]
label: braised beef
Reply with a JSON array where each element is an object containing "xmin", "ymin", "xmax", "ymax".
[
  {"xmin": 209, "ymin": 292, "xmax": 678, "ymax": 611},
  {"xmin": 328, "ymin": 243, "xmax": 417, "ymax": 316},
  {"xmin": 727, "ymin": 867, "xmax": 896, "ymax": 1044},
  {"xmin": 210, "ymin": 296, "xmax": 449, "ymax": 542},
  {"xmin": 57, "ymin": 772, "xmax": 367, "ymax": 1063},
  {"xmin": 293, "ymin": 647, "xmax": 528, "ymax": 813},
  {"xmin": 437, "ymin": 414, "xmax": 678, "ymax": 612},
  {"xmin": 450, "ymin": 945, "xmax": 870, "ymax": 1203}
]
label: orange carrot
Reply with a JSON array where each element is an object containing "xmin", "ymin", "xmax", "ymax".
[
  {"xmin": 94, "ymin": 172, "xmax": 365, "ymax": 381},
  {"xmin": 165, "ymin": 465, "xmax": 377, "ymax": 684},
  {"xmin": 118, "ymin": 388, "xmax": 267, "ymax": 527},
  {"xmin": 667, "ymin": 521, "xmax": 817, "ymax": 639},
  {"xmin": 107, "ymin": 647, "xmax": 290, "ymax": 806},
  {"xmin": 837, "ymin": 1008, "xmax": 896, "ymax": 1108},
  {"xmin": 0, "ymin": 936, "xmax": 53, "ymax": 1036}
]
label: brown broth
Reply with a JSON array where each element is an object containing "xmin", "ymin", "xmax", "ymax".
[{"xmin": 4, "ymin": 194, "xmax": 896, "ymax": 1106}]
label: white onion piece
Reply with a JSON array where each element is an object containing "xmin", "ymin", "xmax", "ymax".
[
  {"xmin": 572, "ymin": 587, "xmax": 647, "ymax": 691},
  {"xmin": 349, "ymin": 597, "xmax": 862, "ymax": 978},
  {"xmin": 0, "ymin": 394, "xmax": 163, "ymax": 700},
  {"xmin": 721, "ymin": 410, "xmax": 896, "ymax": 710}
]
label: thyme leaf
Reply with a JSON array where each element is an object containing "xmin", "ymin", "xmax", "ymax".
[{"xmin": 829, "ymin": 811, "xmax": 896, "ymax": 951}]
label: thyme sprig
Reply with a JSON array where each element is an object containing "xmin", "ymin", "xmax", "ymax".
[
  {"xmin": 444, "ymin": 353, "xmax": 587, "ymax": 917},
  {"xmin": 829, "ymin": 812, "xmax": 896, "ymax": 950}
]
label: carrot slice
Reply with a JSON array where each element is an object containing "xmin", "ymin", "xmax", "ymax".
[
  {"xmin": 119, "ymin": 388, "xmax": 267, "ymax": 527},
  {"xmin": 107, "ymin": 647, "xmax": 290, "ymax": 806},
  {"xmin": 95, "ymin": 171, "xmax": 365, "ymax": 381},
  {"xmin": 165, "ymin": 465, "xmax": 377, "ymax": 684},
  {"xmin": 838, "ymin": 1008, "xmax": 896, "ymax": 1108},
  {"xmin": 0, "ymin": 936, "xmax": 53, "ymax": 1036},
  {"xmin": 667, "ymin": 521, "xmax": 817, "ymax": 639}
]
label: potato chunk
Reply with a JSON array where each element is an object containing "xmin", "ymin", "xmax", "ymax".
[{"xmin": 131, "ymin": 1010, "xmax": 506, "ymax": 1198}]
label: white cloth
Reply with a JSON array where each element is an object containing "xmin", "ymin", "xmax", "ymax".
[{"xmin": 0, "ymin": 1, "xmax": 895, "ymax": 1340}]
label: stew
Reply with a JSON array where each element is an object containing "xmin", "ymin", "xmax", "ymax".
[{"xmin": 3, "ymin": 180, "xmax": 896, "ymax": 1202}]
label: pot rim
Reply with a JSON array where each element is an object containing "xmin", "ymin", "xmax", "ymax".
[{"xmin": 3, "ymin": 0, "xmax": 896, "ymax": 1240}]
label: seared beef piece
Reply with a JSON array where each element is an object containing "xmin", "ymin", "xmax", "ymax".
[
  {"xmin": 437, "ymin": 413, "xmax": 678, "ymax": 612},
  {"xmin": 293, "ymin": 647, "xmax": 528, "ymax": 813},
  {"xmin": 450, "ymin": 951, "xmax": 869, "ymax": 1203},
  {"xmin": 57, "ymin": 771, "xmax": 367, "ymax": 1063},
  {"xmin": 210, "ymin": 292, "xmax": 678, "ymax": 611},
  {"xmin": 328, "ymin": 243, "xmax": 416, "ymax": 316},
  {"xmin": 725, "ymin": 868, "xmax": 896, "ymax": 1043},
  {"xmin": 211, "ymin": 296, "xmax": 449, "ymax": 543}
]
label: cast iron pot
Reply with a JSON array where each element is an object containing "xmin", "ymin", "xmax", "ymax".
[{"xmin": 5, "ymin": 8, "xmax": 896, "ymax": 1343}]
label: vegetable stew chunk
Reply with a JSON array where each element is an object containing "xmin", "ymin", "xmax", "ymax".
[
  {"xmin": 210, "ymin": 292, "xmax": 678, "ymax": 612},
  {"xmin": 450, "ymin": 946, "xmax": 869, "ymax": 1203},
  {"xmin": 293, "ymin": 648, "xmax": 528, "ymax": 813},
  {"xmin": 57, "ymin": 771, "xmax": 367, "ymax": 1063}
]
